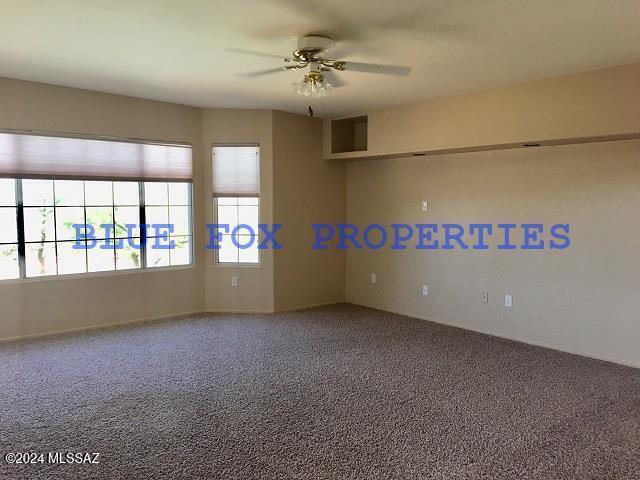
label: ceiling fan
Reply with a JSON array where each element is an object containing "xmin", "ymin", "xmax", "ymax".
[{"xmin": 229, "ymin": 36, "xmax": 411, "ymax": 98}]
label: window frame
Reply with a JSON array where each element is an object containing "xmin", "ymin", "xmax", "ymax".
[
  {"xmin": 212, "ymin": 144, "xmax": 261, "ymax": 267},
  {"xmin": 0, "ymin": 178, "xmax": 194, "ymax": 283}
]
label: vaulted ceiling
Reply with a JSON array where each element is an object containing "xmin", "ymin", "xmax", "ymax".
[{"xmin": 1, "ymin": 0, "xmax": 639, "ymax": 117}]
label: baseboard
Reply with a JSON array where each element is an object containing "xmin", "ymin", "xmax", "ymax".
[
  {"xmin": 0, "ymin": 302, "xmax": 344, "ymax": 341},
  {"xmin": 0, "ymin": 309, "xmax": 204, "ymax": 343},
  {"xmin": 6, "ymin": 301, "xmax": 634, "ymax": 370},
  {"xmin": 206, "ymin": 300, "xmax": 346, "ymax": 315},
  {"xmin": 346, "ymin": 301, "xmax": 640, "ymax": 370},
  {"xmin": 205, "ymin": 309, "xmax": 275, "ymax": 314},
  {"xmin": 273, "ymin": 300, "xmax": 346, "ymax": 313}
]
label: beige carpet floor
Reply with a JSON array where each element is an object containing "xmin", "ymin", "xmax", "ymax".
[{"xmin": 1, "ymin": 304, "xmax": 639, "ymax": 479}]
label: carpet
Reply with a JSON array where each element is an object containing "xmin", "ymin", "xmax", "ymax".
[{"xmin": 1, "ymin": 304, "xmax": 638, "ymax": 479}]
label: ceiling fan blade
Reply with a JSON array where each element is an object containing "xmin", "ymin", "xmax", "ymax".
[
  {"xmin": 240, "ymin": 67, "xmax": 286, "ymax": 78},
  {"xmin": 226, "ymin": 48, "xmax": 289, "ymax": 61},
  {"xmin": 324, "ymin": 70, "xmax": 347, "ymax": 88},
  {"xmin": 342, "ymin": 61, "xmax": 411, "ymax": 76}
]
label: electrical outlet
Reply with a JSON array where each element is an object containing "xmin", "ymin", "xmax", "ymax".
[
  {"xmin": 422, "ymin": 285, "xmax": 429, "ymax": 296},
  {"xmin": 231, "ymin": 276, "xmax": 238, "ymax": 287},
  {"xmin": 482, "ymin": 292, "xmax": 489, "ymax": 303},
  {"xmin": 370, "ymin": 273, "xmax": 377, "ymax": 284},
  {"xmin": 422, "ymin": 200, "xmax": 428, "ymax": 212},
  {"xmin": 504, "ymin": 294, "xmax": 513, "ymax": 308}
]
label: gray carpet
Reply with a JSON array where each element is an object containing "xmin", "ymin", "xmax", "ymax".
[{"xmin": 0, "ymin": 304, "xmax": 639, "ymax": 480}]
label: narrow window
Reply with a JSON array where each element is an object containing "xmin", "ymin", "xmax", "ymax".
[{"xmin": 213, "ymin": 145, "xmax": 260, "ymax": 264}]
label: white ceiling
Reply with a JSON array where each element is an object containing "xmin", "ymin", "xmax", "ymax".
[{"xmin": 1, "ymin": 0, "xmax": 639, "ymax": 117}]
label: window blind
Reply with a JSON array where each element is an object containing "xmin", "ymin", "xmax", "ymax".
[
  {"xmin": 0, "ymin": 131, "xmax": 192, "ymax": 181},
  {"xmin": 213, "ymin": 145, "xmax": 259, "ymax": 197}
]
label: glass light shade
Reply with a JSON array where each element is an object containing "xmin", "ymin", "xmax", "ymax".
[{"xmin": 293, "ymin": 72, "xmax": 333, "ymax": 98}]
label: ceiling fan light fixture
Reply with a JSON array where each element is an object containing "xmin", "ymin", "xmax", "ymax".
[{"xmin": 293, "ymin": 71, "xmax": 333, "ymax": 98}]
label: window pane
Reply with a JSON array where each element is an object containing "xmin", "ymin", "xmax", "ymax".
[
  {"xmin": 26, "ymin": 242, "xmax": 56, "ymax": 277},
  {"xmin": 114, "ymin": 206, "xmax": 140, "ymax": 238},
  {"xmin": 238, "ymin": 205, "xmax": 259, "ymax": 232},
  {"xmin": 0, "ymin": 244, "xmax": 19, "ymax": 280},
  {"xmin": 54, "ymin": 180, "xmax": 84, "ymax": 206},
  {"xmin": 238, "ymin": 197, "xmax": 259, "ymax": 206},
  {"xmin": 0, "ymin": 207, "xmax": 17, "ymax": 243},
  {"xmin": 87, "ymin": 240, "xmax": 114, "ymax": 272},
  {"xmin": 147, "ymin": 232, "xmax": 172, "ymax": 249},
  {"xmin": 144, "ymin": 182, "xmax": 168, "ymax": 205},
  {"xmin": 86, "ymin": 207, "xmax": 113, "ymax": 238},
  {"xmin": 216, "ymin": 197, "xmax": 238, "ymax": 206},
  {"xmin": 84, "ymin": 181, "xmax": 113, "ymax": 205},
  {"xmin": 57, "ymin": 241, "xmax": 87, "ymax": 275},
  {"xmin": 114, "ymin": 182, "xmax": 139, "ymax": 206},
  {"xmin": 238, "ymin": 236, "xmax": 259, "ymax": 264},
  {"xmin": 55, "ymin": 206, "xmax": 84, "ymax": 241},
  {"xmin": 146, "ymin": 206, "xmax": 169, "ymax": 229},
  {"xmin": 169, "ymin": 206, "xmax": 190, "ymax": 236},
  {"xmin": 116, "ymin": 242, "xmax": 142, "ymax": 271},
  {"xmin": 218, "ymin": 235, "xmax": 238, "ymax": 263},
  {"xmin": 23, "ymin": 179, "xmax": 54, "ymax": 206},
  {"xmin": 0, "ymin": 179, "xmax": 16, "ymax": 206},
  {"xmin": 24, "ymin": 207, "xmax": 55, "ymax": 242},
  {"xmin": 217, "ymin": 205, "xmax": 238, "ymax": 231},
  {"xmin": 147, "ymin": 244, "xmax": 170, "ymax": 268},
  {"xmin": 168, "ymin": 183, "xmax": 190, "ymax": 205},
  {"xmin": 170, "ymin": 236, "xmax": 191, "ymax": 266}
]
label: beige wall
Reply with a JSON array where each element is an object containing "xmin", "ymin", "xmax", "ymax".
[
  {"xmin": 346, "ymin": 139, "xmax": 640, "ymax": 368},
  {"xmin": 0, "ymin": 77, "xmax": 205, "ymax": 339},
  {"xmin": 201, "ymin": 109, "xmax": 275, "ymax": 312},
  {"xmin": 272, "ymin": 111, "xmax": 346, "ymax": 311},
  {"xmin": 201, "ymin": 109, "xmax": 347, "ymax": 313},
  {"xmin": 324, "ymin": 62, "xmax": 640, "ymax": 159}
]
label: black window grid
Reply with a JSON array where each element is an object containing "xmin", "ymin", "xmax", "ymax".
[{"xmin": 2, "ymin": 179, "xmax": 193, "ymax": 280}]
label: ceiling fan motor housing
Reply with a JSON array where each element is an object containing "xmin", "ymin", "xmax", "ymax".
[{"xmin": 294, "ymin": 35, "xmax": 334, "ymax": 62}]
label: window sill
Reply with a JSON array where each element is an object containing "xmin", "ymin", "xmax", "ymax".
[{"xmin": 214, "ymin": 262, "xmax": 261, "ymax": 268}]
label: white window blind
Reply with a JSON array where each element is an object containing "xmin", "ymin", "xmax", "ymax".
[
  {"xmin": 213, "ymin": 145, "xmax": 259, "ymax": 197},
  {"xmin": 0, "ymin": 132, "xmax": 192, "ymax": 181}
]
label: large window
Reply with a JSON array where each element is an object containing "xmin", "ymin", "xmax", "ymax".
[
  {"xmin": 0, "ymin": 178, "xmax": 192, "ymax": 280},
  {"xmin": 213, "ymin": 145, "xmax": 260, "ymax": 264}
]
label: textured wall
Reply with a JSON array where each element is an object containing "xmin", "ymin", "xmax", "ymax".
[
  {"xmin": 273, "ymin": 111, "xmax": 346, "ymax": 311},
  {"xmin": 346, "ymin": 139, "xmax": 640, "ymax": 367}
]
